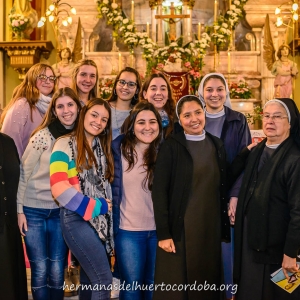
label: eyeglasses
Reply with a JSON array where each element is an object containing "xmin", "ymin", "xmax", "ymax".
[
  {"xmin": 262, "ymin": 114, "xmax": 288, "ymax": 122},
  {"xmin": 117, "ymin": 79, "xmax": 137, "ymax": 89},
  {"xmin": 37, "ymin": 74, "xmax": 56, "ymax": 83}
]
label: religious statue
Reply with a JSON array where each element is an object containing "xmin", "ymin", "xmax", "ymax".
[
  {"xmin": 271, "ymin": 44, "xmax": 298, "ymax": 98},
  {"xmin": 52, "ymin": 48, "xmax": 76, "ymax": 89},
  {"xmin": 263, "ymin": 14, "xmax": 298, "ymax": 98}
]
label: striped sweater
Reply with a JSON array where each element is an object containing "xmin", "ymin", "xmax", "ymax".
[{"xmin": 50, "ymin": 136, "xmax": 108, "ymax": 220}]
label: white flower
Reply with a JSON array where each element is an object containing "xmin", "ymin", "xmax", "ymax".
[
  {"xmin": 234, "ymin": 0, "xmax": 240, "ymax": 5},
  {"xmin": 119, "ymin": 26, "xmax": 125, "ymax": 31},
  {"xmin": 111, "ymin": 3, "xmax": 118, "ymax": 9},
  {"xmin": 169, "ymin": 42, "xmax": 177, "ymax": 47},
  {"xmin": 222, "ymin": 23, "xmax": 228, "ymax": 28},
  {"xmin": 230, "ymin": 5, "xmax": 236, "ymax": 10},
  {"xmin": 123, "ymin": 18, "xmax": 129, "ymax": 24},
  {"xmin": 185, "ymin": 48, "xmax": 191, "ymax": 54},
  {"xmin": 103, "ymin": 0, "xmax": 109, "ymax": 4},
  {"xmin": 127, "ymin": 25, "xmax": 133, "ymax": 30}
]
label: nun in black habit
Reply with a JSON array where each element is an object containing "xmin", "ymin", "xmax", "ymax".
[
  {"xmin": 0, "ymin": 133, "xmax": 28, "ymax": 299},
  {"xmin": 233, "ymin": 98, "xmax": 300, "ymax": 300}
]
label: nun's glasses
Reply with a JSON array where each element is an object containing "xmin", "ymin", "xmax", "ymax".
[{"xmin": 262, "ymin": 114, "xmax": 288, "ymax": 122}]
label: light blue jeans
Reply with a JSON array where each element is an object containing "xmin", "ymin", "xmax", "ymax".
[
  {"xmin": 115, "ymin": 229, "xmax": 157, "ymax": 300},
  {"xmin": 23, "ymin": 206, "xmax": 67, "ymax": 300},
  {"xmin": 60, "ymin": 207, "xmax": 112, "ymax": 300}
]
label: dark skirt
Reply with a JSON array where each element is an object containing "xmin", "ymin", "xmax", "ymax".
[
  {"xmin": 0, "ymin": 223, "xmax": 28, "ymax": 300},
  {"xmin": 237, "ymin": 217, "xmax": 300, "ymax": 300}
]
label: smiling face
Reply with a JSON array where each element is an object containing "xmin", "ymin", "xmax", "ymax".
[
  {"xmin": 280, "ymin": 46, "xmax": 289, "ymax": 57},
  {"xmin": 76, "ymin": 65, "xmax": 97, "ymax": 99},
  {"xmin": 179, "ymin": 101, "xmax": 205, "ymax": 135},
  {"xmin": 263, "ymin": 103, "xmax": 290, "ymax": 145},
  {"xmin": 134, "ymin": 110, "xmax": 159, "ymax": 146},
  {"xmin": 36, "ymin": 67, "xmax": 55, "ymax": 96},
  {"xmin": 143, "ymin": 77, "xmax": 169, "ymax": 111},
  {"xmin": 54, "ymin": 96, "xmax": 79, "ymax": 128},
  {"xmin": 84, "ymin": 104, "xmax": 109, "ymax": 145},
  {"xmin": 115, "ymin": 71, "xmax": 138, "ymax": 103},
  {"xmin": 203, "ymin": 78, "xmax": 227, "ymax": 113}
]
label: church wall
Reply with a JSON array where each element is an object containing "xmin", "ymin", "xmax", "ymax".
[{"xmin": 3, "ymin": 0, "xmax": 57, "ymax": 108}]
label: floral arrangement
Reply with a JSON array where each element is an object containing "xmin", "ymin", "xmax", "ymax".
[
  {"xmin": 245, "ymin": 105, "xmax": 263, "ymax": 125},
  {"xmin": 229, "ymin": 80, "xmax": 252, "ymax": 99},
  {"xmin": 99, "ymin": 77, "xmax": 115, "ymax": 99},
  {"xmin": 8, "ymin": 13, "xmax": 29, "ymax": 33},
  {"xmin": 208, "ymin": 0, "xmax": 248, "ymax": 50},
  {"xmin": 96, "ymin": 0, "xmax": 211, "ymax": 82}
]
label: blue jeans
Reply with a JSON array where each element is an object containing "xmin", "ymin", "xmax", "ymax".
[
  {"xmin": 60, "ymin": 207, "xmax": 112, "ymax": 300},
  {"xmin": 23, "ymin": 206, "xmax": 67, "ymax": 300},
  {"xmin": 115, "ymin": 229, "xmax": 157, "ymax": 300}
]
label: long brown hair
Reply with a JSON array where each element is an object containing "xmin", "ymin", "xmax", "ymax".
[
  {"xmin": 140, "ymin": 72, "xmax": 175, "ymax": 138},
  {"xmin": 71, "ymin": 59, "xmax": 98, "ymax": 100},
  {"xmin": 1, "ymin": 63, "xmax": 56, "ymax": 124},
  {"xmin": 107, "ymin": 67, "xmax": 142, "ymax": 106},
  {"xmin": 74, "ymin": 98, "xmax": 114, "ymax": 182},
  {"xmin": 31, "ymin": 87, "xmax": 82, "ymax": 137},
  {"xmin": 121, "ymin": 101, "xmax": 163, "ymax": 191}
]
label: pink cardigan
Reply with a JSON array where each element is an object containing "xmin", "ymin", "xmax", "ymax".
[{"xmin": 1, "ymin": 98, "xmax": 44, "ymax": 158}]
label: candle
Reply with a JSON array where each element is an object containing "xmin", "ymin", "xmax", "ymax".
[
  {"xmin": 228, "ymin": 52, "xmax": 231, "ymax": 74},
  {"xmin": 113, "ymin": 0, "xmax": 115, "ymax": 3},
  {"xmin": 147, "ymin": 22, "xmax": 149, "ymax": 36},
  {"xmin": 131, "ymin": 1, "xmax": 134, "ymax": 21},
  {"xmin": 214, "ymin": 0, "xmax": 218, "ymax": 23},
  {"xmin": 198, "ymin": 23, "xmax": 201, "ymax": 40},
  {"xmin": 119, "ymin": 52, "xmax": 122, "ymax": 71}
]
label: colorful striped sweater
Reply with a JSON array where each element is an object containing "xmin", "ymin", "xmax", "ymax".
[{"xmin": 50, "ymin": 136, "xmax": 108, "ymax": 220}]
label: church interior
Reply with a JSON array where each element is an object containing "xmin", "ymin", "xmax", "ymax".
[
  {"xmin": 1, "ymin": 0, "xmax": 300, "ymax": 299},
  {"xmin": 1, "ymin": 0, "xmax": 300, "ymax": 118}
]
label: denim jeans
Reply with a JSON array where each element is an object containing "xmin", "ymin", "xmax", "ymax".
[
  {"xmin": 23, "ymin": 206, "xmax": 67, "ymax": 300},
  {"xmin": 115, "ymin": 229, "xmax": 157, "ymax": 300},
  {"xmin": 60, "ymin": 207, "xmax": 112, "ymax": 300}
]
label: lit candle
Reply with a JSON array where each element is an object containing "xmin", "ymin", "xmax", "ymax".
[
  {"xmin": 214, "ymin": 0, "xmax": 218, "ymax": 23},
  {"xmin": 147, "ymin": 22, "xmax": 149, "ymax": 36},
  {"xmin": 228, "ymin": 51, "xmax": 231, "ymax": 74},
  {"xmin": 119, "ymin": 52, "xmax": 122, "ymax": 71},
  {"xmin": 131, "ymin": 1, "xmax": 134, "ymax": 21},
  {"xmin": 113, "ymin": 0, "xmax": 115, "ymax": 3},
  {"xmin": 198, "ymin": 23, "xmax": 201, "ymax": 40}
]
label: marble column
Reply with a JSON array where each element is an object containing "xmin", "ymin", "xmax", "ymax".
[
  {"xmin": 156, "ymin": 2, "xmax": 164, "ymax": 46},
  {"xmin": 151, "ymin": 6, "xmax": 157, "ymax": 42}
]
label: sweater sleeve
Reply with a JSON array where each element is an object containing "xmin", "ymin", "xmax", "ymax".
[
  {"xmin": 16, "ymin": 130, "xmax": 48, "ymax": 213},
  {"xmin": 1, "ymin": 98, "xmax": 30, "ymax": 158},
  {"xmin": 50, "ymin": 139, "xmax": 108, "ymax": 220}
]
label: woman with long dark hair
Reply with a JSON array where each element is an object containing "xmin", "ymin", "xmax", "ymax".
[
  {"xmin": 50, "ymin": 98, "xmax": 114, "ymax": 299},
  {"xmin": 141, "ymin": 72, "xmax": 176, "ymax": 138},
  {"xmin": 108, "ymin": 67, "xmax": 142, "ymax": 140},
  {"xmin": 111, "ymin": 101, "xmax": 163, "ymax": 300},
  {"xmin": 17, "ymin": 87, "xmax": 81, "ymax": 300}
]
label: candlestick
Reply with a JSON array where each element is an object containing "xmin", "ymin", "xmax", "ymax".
[
  {"xmin": 198, "ymin": 23, "xmax": 201, "ymax": 40},
  {"xmin": 228, "ymin": 51, "xmax": 231, "ymax": 74},
  {"xmin": 147, "ymin": 22, "xmax": 149, "ymax": 36},
  {"xmin": 214, "ymin": 0, "xmax": 218, "ymax": 23},
  {"xmin": 113, "ymin": 0, "xmax": 115, "ymax": 3},
  {"xmin": 119, "ymin": 52, "xmax": 122, "ymax": 71},
  {"xmin": 131, "ymin": 1, "xmax": 134, "ymax": 21}
]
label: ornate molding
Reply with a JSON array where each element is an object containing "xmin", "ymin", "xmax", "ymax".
[{"xmin": 0, "ymin": 41, "xmax": 54, "ymax": 80}]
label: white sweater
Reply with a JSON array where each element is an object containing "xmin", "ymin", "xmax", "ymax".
[{"xmin": 17, "ymin": 127, "xmax": 59, "ymax": 213}]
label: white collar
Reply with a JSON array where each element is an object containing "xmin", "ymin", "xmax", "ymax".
[
  {"xmin": 205, "ymin": 108, "xmax": 225, "ymax": 119},
  {"xmin": 185, "ymin": 130, "xmax": 206, "ymax": 141},
  {"xmin": 265, "ymin": 143, "xmax": 280, "ymax": 149}
]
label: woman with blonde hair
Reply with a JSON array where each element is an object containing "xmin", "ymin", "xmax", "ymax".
[
  {"xmin": 17, "ymin": 87, "xmax": 82, "ymax": 300},
  {"xmin": 71, "ymin": 59, "xmax": 98, "ymax": 106},
  {"xmin": 1, "ymin": 63, "xmax": 56, "ymax": 157}
]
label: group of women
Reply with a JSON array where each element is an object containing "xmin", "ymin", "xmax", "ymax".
[{"xmin": 0, "ymin": 58, "xmax": 299, "ymax": 300}]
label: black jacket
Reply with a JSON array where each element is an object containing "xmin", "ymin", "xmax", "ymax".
[
  {"xmin": 233, "ymin": 137, "xmax": 300, "ymax": 281},
  {"xmin": 152, "ymin": 131, "xmax": 230, "ymax": 243}
]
